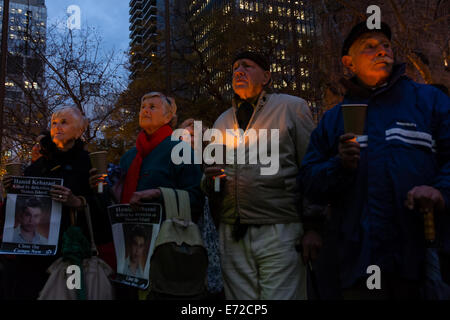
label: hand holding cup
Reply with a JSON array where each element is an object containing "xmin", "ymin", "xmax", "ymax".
[{"xmin": 338, "ymin": 133, "xmax": 360, "ymax": 170}]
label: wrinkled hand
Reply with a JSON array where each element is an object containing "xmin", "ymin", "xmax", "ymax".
[
  {"xmin": 89, "ymin": 168, "xmax": 107, "ymax": 191},
  {"xmin": 338, "ymin": 133, "xmax": 360, "ymax": 170},
  {"xmin": 129, "ymin": 189, "xmax": 162, "ymax": 211},
  {"xmin": 50, "ymin": 185, "xmax": 82, "ymax": 208},
  {"xmin": 301, "ymin": 230, "xmax": 323, "ymax": 265},
  {"xmin": 405, "ymin": 185, "xmax": 445, "ymax": 213},
  {"xmin": 2, "ymin": 175, "xmax": 13, "ymax": 193}
]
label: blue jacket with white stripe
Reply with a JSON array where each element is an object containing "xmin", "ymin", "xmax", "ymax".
[{"xmin": 299, "ymin": 64, "xmax": 450, "ymax": 288}]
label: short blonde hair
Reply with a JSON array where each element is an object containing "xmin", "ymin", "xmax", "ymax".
[
  {"xmin": 141, "ymin": 92, "xmax": 177, "ymax": 118},
  {"xmin": 51, "ymin": 106, "xmax": 88, "ymax": 138}
]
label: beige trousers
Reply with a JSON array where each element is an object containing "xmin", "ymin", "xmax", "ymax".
[{"xmin": 219, "ymin": 222, "xmax": 307, "ymax": 300}]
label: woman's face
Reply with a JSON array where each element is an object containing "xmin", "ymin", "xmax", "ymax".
[
  {"xmin": 31, "ymin": 134, "xmax": 45, "ymax": 162},
  {"xmin": 51, "ymin": 110, "xmax": 81, "ymax": 149},
  {"xmin": 139, "ymin": 97, "xmax": 172, "ymax": 134}
]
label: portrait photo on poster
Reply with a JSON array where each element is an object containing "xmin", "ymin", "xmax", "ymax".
[
  {"xmin": 0, "ymin": 177, "xmax": 63, "ymax": 256},
  {"xmin": 108, "ymin": 203, "xmax": 162, "ymax": 289}
]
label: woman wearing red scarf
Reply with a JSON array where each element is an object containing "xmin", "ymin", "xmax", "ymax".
[{"xmin": 91, "ymin": 92, "xmax": 204, "ymax": 299}]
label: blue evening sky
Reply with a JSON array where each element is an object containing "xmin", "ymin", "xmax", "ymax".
[{"xmin": 46, "ymin": 0, "xmax": 130, "ymax": 57}]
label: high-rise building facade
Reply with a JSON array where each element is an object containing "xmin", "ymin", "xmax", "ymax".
[
  {"xmin": 0, "ymin": 0, "xmax": 47, "ymax": 159},
  {"xmin": 187, "ymin": 0, "xmax": 320, "ymax": 119},
  {"xmin": 129, "ymin": 0, "xmax": 158, "ymax": 75},
  {"xmin": 1, "ymin": 0, "xmax": 46, "ymax": 105}
]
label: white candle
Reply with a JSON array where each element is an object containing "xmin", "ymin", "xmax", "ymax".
[
  {"xmin": 214, "ymin": 177, "xmax": 220, "ymax": 192},
  {"xmin": 98, "ymin": 182, "xmax": 103, "ymax": 193}
]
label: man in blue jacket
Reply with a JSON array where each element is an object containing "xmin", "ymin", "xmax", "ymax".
[{"xmin": 299, "ymin": 21, "xmax": 450, "ymax": 299}]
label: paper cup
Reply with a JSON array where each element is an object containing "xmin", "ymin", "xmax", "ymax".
[
  {"xmin": 89, "ymin": 151, "xmax": 108, "ymax": 193},
  {"xmin": 89, "ymin": 151, "xmax": 108, "ymax": 174},
  {"xmin": 5, "ymin": 162, "xmax": 22, "ymax": 176},
  {"xmin": 342, "ymin": 104, "xmax": 367, "ymax": 135}
]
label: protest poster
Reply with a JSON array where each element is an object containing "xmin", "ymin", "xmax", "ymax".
[
  {"xmin": 0, "ymin": 176, "xmax": 63, "ymax": 255},
  {"xmin": 108, "ymin": 203, "xmax": 162, "ymax": 289}
]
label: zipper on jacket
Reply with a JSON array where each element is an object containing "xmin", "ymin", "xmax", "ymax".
[{"xmin": 231, "ymin": 91, "xmax": 269, "ymax": 222}]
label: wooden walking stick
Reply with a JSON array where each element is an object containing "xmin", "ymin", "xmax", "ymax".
[{"xmin": 423, "ymin": 207, "xmax": 436, "ymax": 247}]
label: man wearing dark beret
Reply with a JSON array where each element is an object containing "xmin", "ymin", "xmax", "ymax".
[
  {"xmin": 202, "ymin": 51, "xmax": 315, "ymax": 299},
  {"xmin": 299, "ymin": 21, "xmax": 450, "ymax": 299}
]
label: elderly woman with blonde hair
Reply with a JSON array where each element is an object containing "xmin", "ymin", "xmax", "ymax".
[
  {"xmin": 116, "ymin": 92, "xmax": 202, "ymax": 213},
  {"xmin": 90, "ymin": 92, "xmax": 204, "ymax": 299},
  {"xmin": 2, "ymin": 106, "xmax": 103, "ymax": 299}
]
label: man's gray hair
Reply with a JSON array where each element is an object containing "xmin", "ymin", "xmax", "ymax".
[{"xmin": 141, "ymin": 92, "xmax": 177, "ymax": 118}]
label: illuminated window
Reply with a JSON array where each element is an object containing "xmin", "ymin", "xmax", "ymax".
[{"xmin": 24, "ymin": 81, "xmax": 32, "ymax": 89}]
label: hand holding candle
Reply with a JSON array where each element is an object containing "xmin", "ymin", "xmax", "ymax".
[
  {"xmin": 89, "ymin": 151, "xmax": 108, "ymax": 193},
  {"xmin": 204, "ymin": 143, "xmax": 227, "ymax": 192}
]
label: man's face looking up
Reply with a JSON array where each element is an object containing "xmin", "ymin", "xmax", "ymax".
[
  {"xmin": 232, "ymin": 58, "xmax": 271, "ymax": 100},
  {"xmin": 20, "ymin": 206, "xmax": 42, "ymax": 233},
  {"xmin": 342, "ymin": 32, "xmax": 394, "ymax": 87},
  {"xmin": 130, "ymin": 235, "xmax": 145, "ymax": 264}
]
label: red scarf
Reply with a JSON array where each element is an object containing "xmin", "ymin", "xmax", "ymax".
[{"xmin": 121, "ymin": 125, "xmax": 173, "ymax": 203}]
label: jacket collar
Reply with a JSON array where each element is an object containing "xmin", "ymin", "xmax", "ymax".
[
  {"xmin": 232, "ymin": 90, "xmax": 270, "ymax": 112},
  {"xmin": 340, "ymin": 63, "xmax": 407, "ymax": 100},
  {"xmin": 231, "ymin": 90, "xmax": 271, "ymax": 131}
]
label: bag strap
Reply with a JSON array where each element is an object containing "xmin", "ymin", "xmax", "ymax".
[
  {"xmin": 175, "ymin": 189, "xmax": 191, "ymax": 222},
  {"xmin": 79, "ymin": 196, "xmax": 98, "ymax": 256},
  {"xmin": 158, "ymin": 187, "xmax": 179, "ymax": 220}
]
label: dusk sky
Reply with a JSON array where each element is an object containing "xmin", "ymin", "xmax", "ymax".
[{"xmin": 46, "ymin": 0, "xmax": 130, "ymax": 57}]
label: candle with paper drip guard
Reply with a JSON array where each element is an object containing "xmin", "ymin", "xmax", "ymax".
[
  {"xmin": 342, "ymin": 104, "xmax": 367, "ymax": 142},
  {"xmin": 89, "ymin": 151, "xmax": 108, "ymax": 193},
  {"xmin": 205, "ymin": 143, "xmax": 227, "ymax": 193}
]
